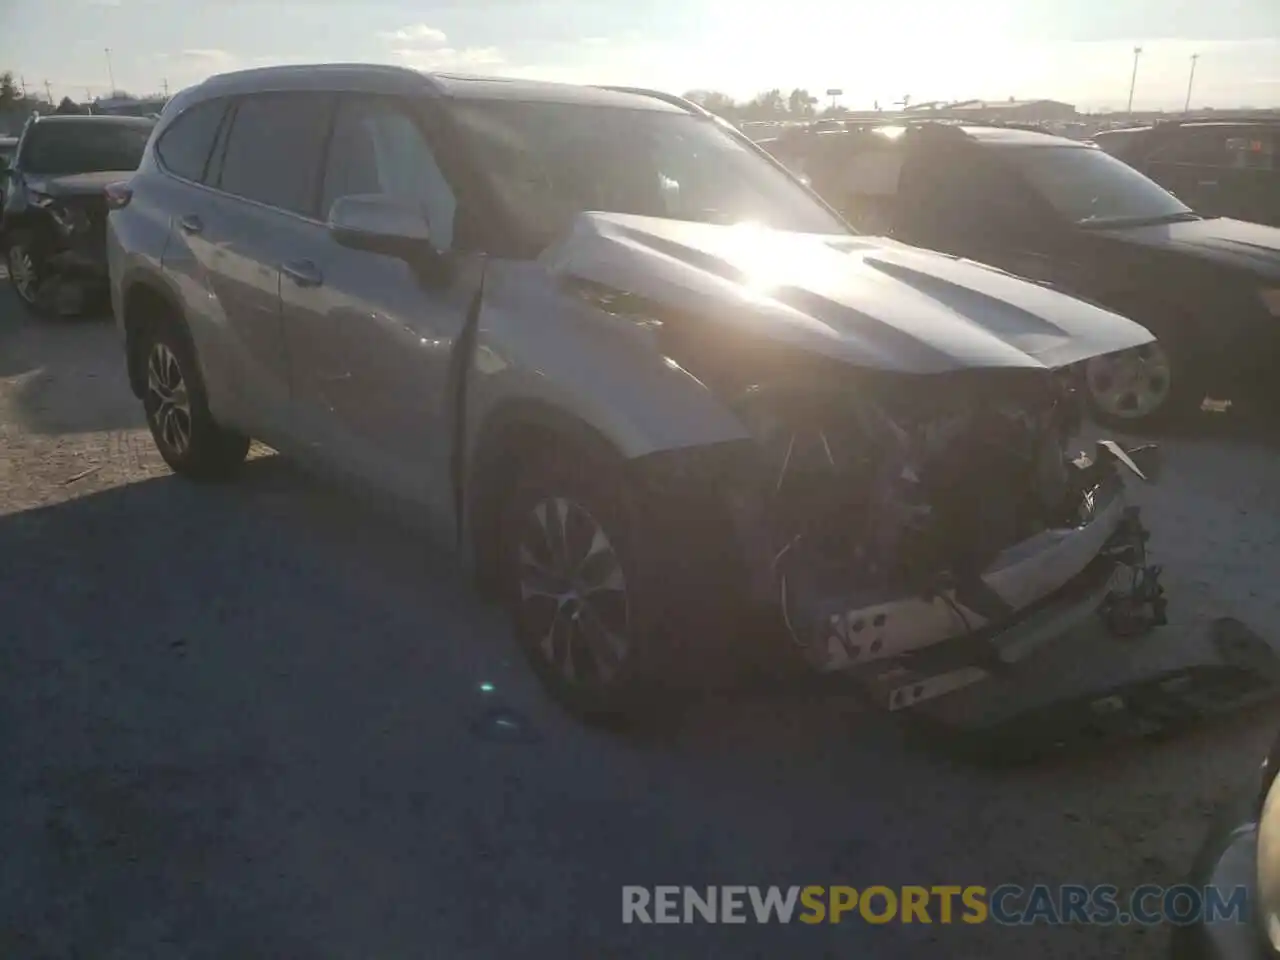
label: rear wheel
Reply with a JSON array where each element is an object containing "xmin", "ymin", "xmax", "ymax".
[{"xmin": 139, "ymin": 319, "xmax": 249, "ymax": 480}]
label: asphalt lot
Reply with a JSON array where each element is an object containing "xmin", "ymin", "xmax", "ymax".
[{"xmin": 4, "ymin": 273, "xmax": 1280, "ymax": 959}]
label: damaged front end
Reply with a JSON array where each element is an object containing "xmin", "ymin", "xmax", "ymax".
[{"xmin": 646, "ymin": 359, "xmax": 1167, "ymax": 709}]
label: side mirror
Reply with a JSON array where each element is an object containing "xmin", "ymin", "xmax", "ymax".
[{"xmin": 327, "ymin": 194, "xmax": 434, "ymax": 261}]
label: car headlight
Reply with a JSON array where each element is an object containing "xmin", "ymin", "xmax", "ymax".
[{"xmin": 1260, "ymin": 288, "xmax": 1280, "ymax": 317}]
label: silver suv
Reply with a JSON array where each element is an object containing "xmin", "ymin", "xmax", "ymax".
[{"xmin": 107, "ymin": 64, "xmax": 1166, "ymax": 719}]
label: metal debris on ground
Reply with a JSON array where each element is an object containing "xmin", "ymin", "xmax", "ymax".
[{"xmin": 62, "ymin": 465, "xmax": 102, "ymax": 485}]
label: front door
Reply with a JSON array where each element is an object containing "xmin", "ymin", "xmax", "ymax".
[{"xmin": 279, "ymin": 93, "xmax": 481, "ymax": 524}]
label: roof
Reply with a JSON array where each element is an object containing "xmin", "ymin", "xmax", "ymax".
[
  {"xmin": 32, "ymin": 114, "xmax": 154, "ymax": 126},
  {"xmin": 190, "ymin": 63, "xmax": 682, "ymax": 112},
  {"xmin": 957, "ymin": 125, "xmax": 1083, "ymax": 147},
  {"xmin": 776, "ymin": 120, "xmax": 1087, "ymax": 151},
  {"xmin": 432, "ymin": 74, "xmax": 685, "ymax": 110}
]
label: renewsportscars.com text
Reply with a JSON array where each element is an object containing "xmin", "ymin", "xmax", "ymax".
[{"xmin": 621, "ymin": 884, "xmax": 1249, "ymax": 926}]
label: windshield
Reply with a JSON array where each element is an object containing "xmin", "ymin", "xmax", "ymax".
[
  {"xmin": 1009, "ymin": 145, "xmax": 1196, "ymax": 227},
  {"xmin": 20, "ymin": 121, "xmax": 153, "ymax": 176},
  {"xmin": 447, "ymin": 101, "xmax": 849, "ymax": 247}
]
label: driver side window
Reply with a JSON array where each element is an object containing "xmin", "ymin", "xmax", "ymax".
[{"xmin": 321, "ymin": 96, "xmax": 457, "ymax": 252}]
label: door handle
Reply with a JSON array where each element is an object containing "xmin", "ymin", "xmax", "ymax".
[
  {"xmin": 1197, "ymin": 180, "xmax": 1219, "ymax": 187},
  {"xmin": 178, "ymin": 214, "xmax": 203, "ymax": 235},
  {"xmin": 281, "ymin": 259, "xmax": 323, "ymax": 288}
]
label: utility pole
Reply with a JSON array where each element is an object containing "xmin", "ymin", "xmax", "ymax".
[
  {"xmin": 162, "ymin": 77, "xmax": 169, "ymax": 98},
  {"xmin": 18, "ymin": 75, "xmax": 27, "ymax": 97},
  {"xmin": 104, "ymin": 47, "xmax": 116, "ymax": 94},
  {"xmin": 1126, "ymin": 46, "xmax": 1143, "ymax": 117},
  {"xmin": 1184, "ymin": 53, "xmax": 1199, "ymax": 115},
  {"xmin": 43, "ymin": 80, "xmax": 53, "ymax": 104}
]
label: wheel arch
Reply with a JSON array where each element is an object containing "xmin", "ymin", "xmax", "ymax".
[
  {"xmin": 463, "ymin": 397, "xmax": 629, "ymax": 598},
  {"xmin": 119, "ymin": 274, "xmax": 191, "ymax": 399},
  {"xmin": 1, "ymin": 208, "xmax": 56, "ymax": 247}
]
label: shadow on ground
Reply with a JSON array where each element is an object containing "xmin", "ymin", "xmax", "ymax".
[
  {"xmin": 4, "ymin": 455, "xmax": 1280, "ymax": 958},
  {"xmin": 0, "ymin": 271, "xmax": 141, "ymax": 434}
]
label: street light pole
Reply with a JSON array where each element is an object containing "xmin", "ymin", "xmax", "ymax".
[
  {"xmin": 1126, "ymin": 45, "xmax": 1143, "ymax": 116},
  {"xmin": 104, "ymin": 47, "xmax": 116, "ymax": 95},
  {"xmin": 1184, "ymin": 53, "xmax": 1199, "ymax": 115}
]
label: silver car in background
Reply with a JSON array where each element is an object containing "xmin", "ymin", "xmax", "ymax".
[{"xmin": 107, "ymin": 65, "xmax": 1165, "ymax": 719}]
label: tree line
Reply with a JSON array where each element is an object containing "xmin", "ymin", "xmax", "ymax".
[
  {"xmin": 2, "ymin": 69, "xmax": 161, "ymax": 120},
  {"xmin": 683, "ymin": 88, "xmax": 843, "ymax": 121},
  {"xmin": 5, "ymin": 67, "xmax": 831, "ymax": 127}
]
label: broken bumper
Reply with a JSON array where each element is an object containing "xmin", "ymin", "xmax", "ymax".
[
  {"xmin": 806, "ymin": 473, "xmax": 1129, "ymax": 672},
  {"xmin": 791, "ymin": 451, "xmax": 1165, "ymax": 708}
]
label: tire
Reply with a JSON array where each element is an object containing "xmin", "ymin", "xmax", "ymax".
[
  {"xmin": 498, "ymin": 447, "xmax": 675, "ymax": 721},
  {"xmin": 1083, "ymin": 333, "xmax": 1202, "ymax": 431},
  {"xmin": 5, "ymin": 229, "xmax": 51, "ymax": 317},
  {"xmin": 138, "ymin": 318, "xmax": 250, "ymax": 480}
]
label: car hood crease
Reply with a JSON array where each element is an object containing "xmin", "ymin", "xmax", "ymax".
[{"xmin": 541, "ymin": 212, "xmax": 1155, "ymax": 375}]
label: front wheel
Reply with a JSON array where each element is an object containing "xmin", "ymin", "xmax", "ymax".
[
  {"xmin": 5, "ymin": 230, "xmax": 49, "ymax": 315},
  {"xmin": 1083, "ymin": 338, "xmax": 1200, "ymax": 429},
  {"xmin": 499, "ymin": 451, "xmax": 672, "ymax": 721},
  {"xmin": 139, "ymin": 321, "xmax": 250, "ymax": 480}
]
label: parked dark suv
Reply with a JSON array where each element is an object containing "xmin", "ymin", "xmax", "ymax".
[
  {"xmin": 765, "ymin": 122, "xmax": 1280, "ymax": 426},
  {"xmin": 1, "ymin": 113, "xmax": 153, "ymax": 315},
  {"xmin": 1095, "ymin": 119, "xmax": 1280, "ymax": 228}
]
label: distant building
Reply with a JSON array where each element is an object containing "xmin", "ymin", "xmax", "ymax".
[{"xmin": 906, "ymin": 98, "xmax": 1079, "ymax": 123}]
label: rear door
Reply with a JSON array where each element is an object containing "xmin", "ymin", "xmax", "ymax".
[
  {"xmin": 164, "ymin": 92, "xmax": 333, "ymax": 444},
  {"xmin": 278, "ymin": 93, "xmax": 481, "ymax": 520}
]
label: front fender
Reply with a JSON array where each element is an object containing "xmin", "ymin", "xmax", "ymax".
[{"xmin": 463, "ymin": 259, "xmax": 751, "ymax": 472}]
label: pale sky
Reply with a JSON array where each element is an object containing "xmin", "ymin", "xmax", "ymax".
[{"xmin": 0, "ymin": 0, "xmax": 1277, "ymax": 111}]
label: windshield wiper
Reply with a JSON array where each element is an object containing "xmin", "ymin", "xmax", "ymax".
[{"xmin": 1079, "ymin": 211, "xmax": 1202, "ymax": 229}]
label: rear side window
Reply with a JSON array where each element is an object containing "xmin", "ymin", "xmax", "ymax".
[
  {"xmin": 155, "ymin": 99, "xmax": 228, "ymax": 182},
  {"xmin": 216, "ymin": 93, "xmax": 333, "ymax": 217}
]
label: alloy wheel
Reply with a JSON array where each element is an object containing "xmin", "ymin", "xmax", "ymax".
[
  {"xmin": 7, "ymin": 244, "xmax": 38, "ymax": 304},
  {"xmin": 516, "ymin": 497, "xmax": 631, "ymax": 686},
  {"xmin": 1085, "ymin": 341, "xmax": 1173, "ymax": 421},
  {"xmin": 146, "ymin": 342, "xmax": 193, "ymax": 455}
]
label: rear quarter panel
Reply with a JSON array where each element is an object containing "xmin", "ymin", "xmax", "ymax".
[{"xmin": 107, "ymin": 168, "xmax": 174, "ymax": 335}]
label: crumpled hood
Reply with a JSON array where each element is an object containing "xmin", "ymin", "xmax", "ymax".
[
  {"xmin": 25, "ymin": 170, "xmax": 133, "ymax": 198},
  {"xmin": 1102, "ymin": 216, "xmax": 1280, "ymax": 280},
  {"xmin": 540, "ymin": 212, "xmax": 1154, "ymax": 374}
]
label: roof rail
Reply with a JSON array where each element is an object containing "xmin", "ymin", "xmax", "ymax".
[{"xmin": 594, "ymin": 85, "xmax": 709, "ymax": 118}]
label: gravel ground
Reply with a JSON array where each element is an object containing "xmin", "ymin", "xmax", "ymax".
[{"xmin": 3, "ymin": 273, "xmax": 1280, "ymax": 959}]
